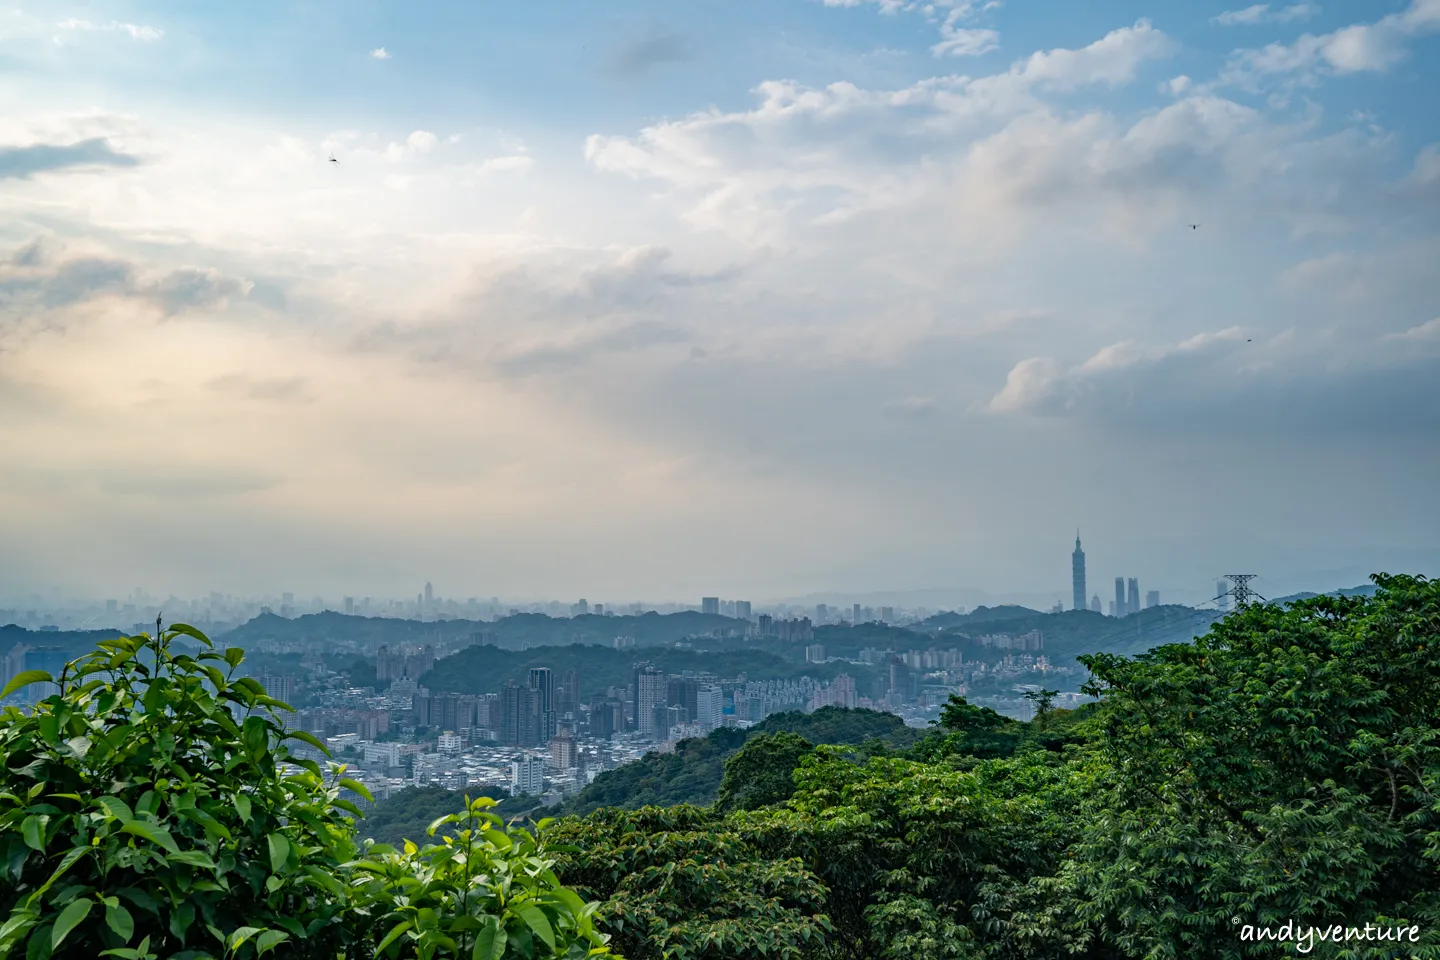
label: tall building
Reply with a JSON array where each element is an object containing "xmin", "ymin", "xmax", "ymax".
[
  {"xmin": 1114, "ymin": 577, "xmax": 1126, "ymax": 617},
  {"xmin": 1217, "ymin": 581, "xmax": 1230, "ymax": 613},
  {"xmin": 701, "ymin": 597, "xmax": 720, "ymax": 615},
  {"xmin": 1072, "ymin": 534, "xmax": 1087, "ymax": 611},
  {"xmin": 696, "ymin": 685, "xmax": 724, "ymax": 729},
  {"xmin": 1127, "ymin": 579, "xmax": 1140, "ymax": 617},
  {"xmin": 815, "ymin": 603, "xmax": 828, "ymax": 623},
  {"xmin": 853, "ymin": 603, "xmax": 862, "ymax": 624},
  {"xmin": 667, "ymin": 677, "xmax": 699, "ymax": 721},
  {"xmin": 424, "ymin": 582, "xmax": 433, "ymax": 607},
  {"xmin": 1146, "ymin": 590, "xmax": 1160, "ymax": 609},
  {"xmin": 528, "ymin": 667, "xmax": 556, "ymax": 743},
  {"xmin": 258, "ymin": 673, "xmax": 295, "ymax": 705},
  {"xmin": 1090, "ymin": 594, "xmax": 1102, "ymax": 613},
  {"xmin": 511, "ymin": 755, "xmax": 545, "ymax": 796},
  {"xmin": 735, "ymin": 600, "xmax": 752, "ymax": 620},
  {"xmin": 632, "ymin": 664, "xmax": 667, "ymax": 739},
  {"xmin": 500, "ymin": 680, "xmax": 542, "ymax": 747}
]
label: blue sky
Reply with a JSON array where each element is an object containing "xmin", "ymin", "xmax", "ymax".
[{"xmin": 1, "ymin": 0, "xmax": 1438, "ymax": 606}]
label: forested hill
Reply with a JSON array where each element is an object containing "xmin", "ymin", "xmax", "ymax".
[
  {"xmin": 220, "ymin": 609, "xmax": 746, "ymax": 650},
  {"xmin": 559, "ymin": 707, "xmax": 922, "ymax": 817},
  {"xmin": 417, "ymin": 644, "xmax": 873, "ymax": 696}
]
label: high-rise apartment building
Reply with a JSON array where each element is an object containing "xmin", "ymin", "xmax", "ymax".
[
  {"xmin": 1090, "ymin": 594, "xmax": 1102, "ymax": 613},
  {"xmin": 632, "ymin": 664, "xmax": 667, "ymax": 739},
  {"xmin": 1114, "ymin": 577, "xmax": 1126, "ymax": 617},
  {"xmin": 735, "ymin": 600, "xmax": 752, "ymax": 620},
  {"xmin": 1217, "ymin": 581, "xmax": 1230, "ymax": 612},
  {"xmin": 501, "ymin": 680, "xmax": 542, "ymax": 747},
  {"xmin": 1146, "ymin": 590, "xmax": 1160, "ymax": 609},
  {"xmin": 1072, "ymin": 534, "xmax": 1087, "ymax": 611},
  {"xmin": 853, "ymin": 603, "xmax": 862, "ymax": 624},
  {"xmin": 696, "ymin": 685, "xmax": 724, "ymax": 729},
  {"xmin": 701, "ymin": 597, "xmax": 720, "ymax": 615},
  {"xmin": 529, "ymin": 667, "xmax": 556, "ymax": 743},
  {"xmin": 511, "ymin": 755, "xmax": 545, "ymax": 797},
  {"xmin": 1127, "ymin": 579, "xmax": 1140, "ymax": 617}
]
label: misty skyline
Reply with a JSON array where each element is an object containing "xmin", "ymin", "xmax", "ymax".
[{"xmin": 2, "ymin": 0, "xmax": 1438, "ymax": 601}]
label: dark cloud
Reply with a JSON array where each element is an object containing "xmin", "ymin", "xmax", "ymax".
[
  {"xmin": 0, "ymin": 138, "xmax": 140, "ymax": 180},
  {"xmin": 42, "ymin": 257, "xmax": 136, "ymax": 307},
  {"xmin": 145, "ymin": 267, "xmax": 252, "ymax": 316},
  {"xmin": 605, "ymin": 32, "xmax": 689, "ymax": 80},
  {"xmin": 0, "ymin": 241, "xmax": 252, "ymax": 320}
]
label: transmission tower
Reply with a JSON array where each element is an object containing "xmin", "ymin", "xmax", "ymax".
[{"xmin": 1224, "ymin": 574, "xmax": 1258, "ymax": 608}]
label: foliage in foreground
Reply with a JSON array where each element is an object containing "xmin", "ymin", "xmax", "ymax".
[
  {"xmin": 550, "ymin": 573, "xmax": 1440, "ymax": 959},
  {"xmin": 0, "ymin": 625, "xmax": 612, "ymax": 960}
]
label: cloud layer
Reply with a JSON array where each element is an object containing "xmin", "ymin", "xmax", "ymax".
[{"xmin": 1, "ymin": 2, "xmax": 1437, "ymax": 600}]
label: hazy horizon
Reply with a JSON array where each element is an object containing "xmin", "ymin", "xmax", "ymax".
[{"xmin": 3, "ymin": 1, "xmax": 1437, "ymax": 602}]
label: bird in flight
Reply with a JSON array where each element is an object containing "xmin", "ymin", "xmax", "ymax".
[
  {"xmin": 329, "ymin": 153, "xmax": 338, "ymax": 163},
  {"xmin": 1188, "ymin": 223, "xmax": 1200, "ymax": 230}
]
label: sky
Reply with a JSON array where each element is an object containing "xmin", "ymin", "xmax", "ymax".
[{"xmin": 1, "ymin": 0, "xmax": 1438, "ymax": 607}]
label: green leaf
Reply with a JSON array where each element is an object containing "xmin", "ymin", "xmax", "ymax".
[
  {"xmin": 96, "ymin": 797, "xmax": 135, "ymax": 824},
  {"xmin": 338, "ymin": 778, "xmax": 374, "ymax": 802},
  {"xmin": 0, "ymin": 670, "xmax": 53, "ymax": 701},
  {"xmin": 226, "ymin": 925, "xmax": 263, "ymax": 953},
  {"xmin": 167, "ymin": 623, "xmax": 213, "ymax": 647},
  {"xmin": 233, "ymin": 794, "xmax": 252, "ymax": 824},
  {"xmin": 517, "ymin": 906, "xmax": 556, "ymax": 952},
  {"xmin": 375, "ymin": 920, "xmax": 412, "ymax": 956},
  {"xmin": 267, "ymin": 833, "xmax": 291, "ymax": 873},
  {"xmin": 51, "ymin": 898, "xmax": 93, "ymax": 950},
  {"xmin": 119, "ymin": 821, "xmax": 181, "ymax": 856},
  {"xmin": 281, "ymin": 730, "xmax": 330, "ymax": 756},
  {"xmin": 169, "ymin": 850, "xmax": 218, "ymax": 870},
  {"xmin": 65, "ymin": 736, "xmax": 92, "ymax": 758},
  {"xmin": 21, "ymin": 815, "xmax": 48, "ymax": 852},
  {"xmin": 105, "ymin": 902, "xmax": 135, "ymax": 943},
  {"xmin": 224, "ymin": 647, "xmax": 245, "ymax": 669},
  {"xmin": 255, "ymin": 930, "xmax": 289, "ymax": 956},
  {"xmin": 471, "ymin": 917, "xmax": 507, "ymax": 960}
]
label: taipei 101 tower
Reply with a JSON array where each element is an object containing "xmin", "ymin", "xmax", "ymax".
[{"xmin": 1072, "ymin": 533, "xmax": 1087, "ymax": 612}]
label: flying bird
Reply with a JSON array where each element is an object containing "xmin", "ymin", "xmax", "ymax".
[
  {"xmin": 329, "ymin": 153, "xmax": 338, "ymax": 163},
  {"xmin": 1189, "ymin": 223, "xmax": 1200, "ymax": 230}
]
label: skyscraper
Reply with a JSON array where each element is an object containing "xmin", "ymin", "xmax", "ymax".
[
  {"xmin": 1146, "ymin": 590, "xmax": 1160, "ymax": 609},
  {"xmin": 424, "ymin": 582, "xmax": 433, "ymax": 607},
  {"xmin": 632, "ymin": 664, "xmax": 667, "ymax": 739},
  {"xmin": 1072, "ymin": 534, "xmax": 1087, "ymax": 611},
  {"xmin": 528, "ymin": 667, "xmax": 555, "ymax": 743},
  {"xmin": 1090, "ymin": 594, "xmax": 1102, "ymax": 613},
  {"xmin": 1114, "ymin": 577, "xmax": 1126, "ymax": 618},
  {"xmin": 1127, "ymin": 579, "xmax": 1140, "ymax": 617},
  {"xmin": 735, "ymin": 600, "xmax": 752, "ymax": 620},
  {"xmin": 1217, "ymin": 581, "xmax": 1230, "ymax": 613},
  {"xmin": 701, "ymin": 597, "xmax": 720, "ymax": 615}
]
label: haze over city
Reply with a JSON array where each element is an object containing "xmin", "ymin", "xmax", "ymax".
[{"xmin": 3, "ymin": 0, "xmax": 1438, "ymax": 603}]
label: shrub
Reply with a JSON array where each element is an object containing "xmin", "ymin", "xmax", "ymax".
[{"xmin": 0, "ymin": 624, "xmax": 614, "ymax": 960}]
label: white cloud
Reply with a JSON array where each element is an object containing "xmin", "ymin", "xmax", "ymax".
[
  {"xmin": 988, "ymin": 327, "xmax": 1248, "ymax": 416},
  {"xmin": 1388, "ymin": 317, "xmax": 1440, "ymax": 341},
  {"xmin": 822, "ymin": 0, "xmax": 1003, "ymax": 58},
  {"xmin": 1214, "ymin": 4, "xmax": 1320, "ymax": 27},
  {"xmin": 55, "ymin": 18, "xmax": 163, "ymax": 42},
  {"xmin": 1221, "ymin": 0, "xmax": 1440, "ymax": 85},
  {"xmin": 371, "ymin": 47, "xmax": 391, "ymax": 60}
]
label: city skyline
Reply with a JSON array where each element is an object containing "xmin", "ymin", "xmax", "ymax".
[{"xmin": 2, "ymin": 0, "xmax": 1437, "ymax": 601}]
